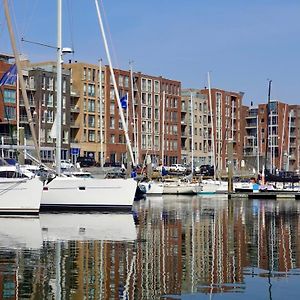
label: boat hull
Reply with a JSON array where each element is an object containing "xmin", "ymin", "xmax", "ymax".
[
  {"xmin": 163, "ymin": 182, "xmax": 199, "ymax": 195},
  {"xmin": 41, "ymin": 177, "xmax": 137, "ymax": 211},
  {"xmin": 139, "ymin": 181, "xmax": 164, "ymax": 195},
  {"xmin": 0, "ymin": 177, "xmax": 42, "ymax": 214},
  {"xmin": 199, "ymin": 180, "xmax": 228, "ymax": 194}
]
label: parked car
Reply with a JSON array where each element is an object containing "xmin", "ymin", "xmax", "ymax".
[
  {"xmin": 169, "ymin": 164, "xmax": 186, "ymax": 173},
  {"xmin": 195, "ymin": 165, "xmax": 214, "ymax": 176},
  {"xmin": 103, "ymin": 161, "xmax": 122, "ymax": 168},
  {"xmin": 76, "ymin": 156, "xmax": 96, "ymax": 167},
  {"xmin": 52, "ymin": 159, "xmax": 74, "ymax": 169}
]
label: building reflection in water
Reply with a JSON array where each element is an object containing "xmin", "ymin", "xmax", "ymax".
[{"xmin": 0, "ymin": 197, "xmax": 300, "ymax": 299}]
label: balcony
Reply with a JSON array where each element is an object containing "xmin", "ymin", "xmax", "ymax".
[
  {"xmin": 70, "ymin": 121, "xmax": 80, "ymax": 128},
  {"xmin": 71, "ymin": 106, "xmax": 80, "ymax": 113}
]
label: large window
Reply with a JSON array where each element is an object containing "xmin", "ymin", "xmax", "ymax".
[
  {"xmin": 88, "ymin": 99, "xmax": 95, "ymax": 112},
  {"xmin": 4, "ymin": 106, "xmax": 16, "ymax": 120},
  {"xmin": 3, "ymin": 89, "xmax": 16, "ymax": 104}
]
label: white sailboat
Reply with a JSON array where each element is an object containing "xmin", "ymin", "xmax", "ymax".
[
  {"xmin": 162, "ymin": 91, "xmax": 200, "ymax": 195},
  {"xmin": 199, "ymin": 72, "xmax": 228, "ymax": 194},
  {"xmin": 40, "ymin": 0, "xmax": 136, "ymax": 211}
]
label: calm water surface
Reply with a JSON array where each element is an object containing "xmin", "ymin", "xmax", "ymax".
[{"xmin": 0, "ymin": 195, "xmax": 300, "ymax": 299}]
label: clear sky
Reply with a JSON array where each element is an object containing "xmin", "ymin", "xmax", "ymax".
[{"xmin": 1, "ymin": 0, "xmax": 299, "ymax": 105}]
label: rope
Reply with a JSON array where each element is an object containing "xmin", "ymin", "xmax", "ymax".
[
  {"xmin": 0, "ymin": 180, "xmax": 27, "ymax": 196},
  {"xmin": 100, "ymin": 0, "xmax": 120, "ymax": 70},
  {"xmin": 20, "ymin": 0, "xmax": 39, "ymax": 42}
]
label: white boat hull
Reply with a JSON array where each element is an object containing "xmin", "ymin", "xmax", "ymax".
[
  {"xmin": 199, "ymin": 180, "xmax": 228, "ymax": 194},
  {"xmin": 139, "ymin": 181, "xmax": 164, "ymax": 195},
  {"xmin": 0, "ymin": 177, "xmax": 42, "ymax": 214},
  {"xmin": 163, "ymin": 182, "xmax": 199, "ymax": 195},
  {"xmin": 41, "ymin": 177, "xmax": 137, "ymax": 211}
]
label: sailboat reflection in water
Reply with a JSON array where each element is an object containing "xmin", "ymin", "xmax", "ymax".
[{"xmin": 0, "ymin": 212, "xmax": 137, "ymax": 299}]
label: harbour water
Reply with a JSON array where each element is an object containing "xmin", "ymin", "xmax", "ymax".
[{"xmin": 0, "ymin": 195, "xmax": 300, "ymax": 299}]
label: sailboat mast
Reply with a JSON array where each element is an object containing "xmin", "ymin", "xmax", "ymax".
[
  {"xmin": 94, "ymin": 0, "xmax": 135, "ymax": 165},
  {"xmin": 279, "ymin": 104, "xmax": 287, "ymax": 170},
  {"xmin": 99, "ymin": 59, "xmax": 104, "ymax": 168},
  {"xmin": 208, "ymin": 72, "xmax": 216, "ymax": 180},
  {"xmin": 256, "ymin": 115, "xmax": 260, "ymax": 175},
  {"xmin": 287, "ymin": 111, "xmax": 292, "ymax": 171},
  {"xmin": 129, "ymin": 61, "xmax": 138, "ymax": 165},
  {"xmin": 162, "ymin": 91, "xmax": 165, "ymax": 165},
  {"xmin": 55, "ymin": 0, "xmax": 62, "ymax": 175},
  {"xmin": 190, "ymin": 92, "xmax": 194, "ymax": 174},
  {"xmin": 264, "ymin": 79, "xmax": 272, "ymax": 171},
  {"xmin": 3, "ymin": 0, "xmax": 40, "ymax": 161}
]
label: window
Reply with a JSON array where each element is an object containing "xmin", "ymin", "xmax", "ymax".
[
  {"xmin": 110, "ymin": 134, "xmax": 115, "ymax": 143},
  {"xmin": 118, "ymin": 75, "xmax": 123, "ymax": 87},
  {"xmin": 154, "ymin": 94, "xmax": 159, "ymax": 107},
  {"xmin": 88, "ymin": 130, "xmax": 95, "ymax": 142},
  {"xmin": 47, "ymin": 94, "xmax": 53, "ymax": 107},
  {"xmin": 46, "ymin": 110, "xmax": 54, "ymax": 123},
  {"xmin": 47, "ymin": 129, "xmax": 53, "ymax": 143},
  {"xmin": 124, "ymin": 76, "xmax": 129, "ymax": 88},
  {"xmin": 62, "ymin": 96, "xmax": 66, "ymax": 109},
  {"xmin": 4, "ymin": 106, "xmax": 16, "ymax": 120},
  {"xmin": 62, "ymin": 112, "xmax": 66, "ymax": 125},
  {"xmin": 63, "ymin": 130, "xmax": 69, "ymax": 143},
  {"xmin": 141, "ymin": 78, "xmax": 147, "ymax": 91},
  {"xmin": 88, "ymin": 115, "xmax": 95, "ymax": 127},
  {"xmin": 110, "ymin": 88, "xmax": 115, "ymax": 101},
  {"xmin": 88, "ymin": 99, "xmax": 95, "ymax": 112},
  {"xmin": 154, "ymin": 80, "xmax": 160, "ymax": 93},
  {"xmin": 110, "ymin": 103, "xmax": 115, "ymax": 114},
  {"xmin": 147, "ymin": 79, "xmax": 152, "ymax": 92},
  {"xmin": 110, "ymin": 117, "xmax": 115, "ymax": 129},
  {"xmin": 88, "ymin": 84, "xmax": 95, "ymax": 96},
  {"xmin": 3, "ymin": 89, "xmax": 16, "ymax": 104}
]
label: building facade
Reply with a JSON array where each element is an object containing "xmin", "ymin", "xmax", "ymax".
[
  {"xmin": 181, "ymin": 89, "xmax": 212, "ymax": 167},
  {"xmin": 200, "ymin": 88, "xmax": 245, "ymax": 172},
  {"xmin": 243, "ymin": 101, "xmax": 300, "ymax": 173},
  {"xmin": 66, "ymin": 60, "xmax": 181, "ymax": 167}
]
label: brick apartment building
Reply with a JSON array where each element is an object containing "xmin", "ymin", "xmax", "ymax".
[
  {"xmin": 65, "ymin": 60, "xmax": 181, "ymax": 167},
  {"xmin": 0, "ymin": 53, "xmax": 17, "ymax": 155},
  {"xmin": 199, "ymin": 88, "xmax": 245, "ymax": 172},
  {"xmin": 244, "ymin": 100, "xmax": 300, "ymax": 172}
]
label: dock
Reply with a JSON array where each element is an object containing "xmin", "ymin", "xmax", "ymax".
[{"xmin": 228, "ymin": 191, "xmax": 300, "ymax": 200}]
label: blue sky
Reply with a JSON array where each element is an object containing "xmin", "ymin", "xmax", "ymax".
[{"xmin": 1, "ymin": 0, "xmax": 299, "ymax": 105}]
